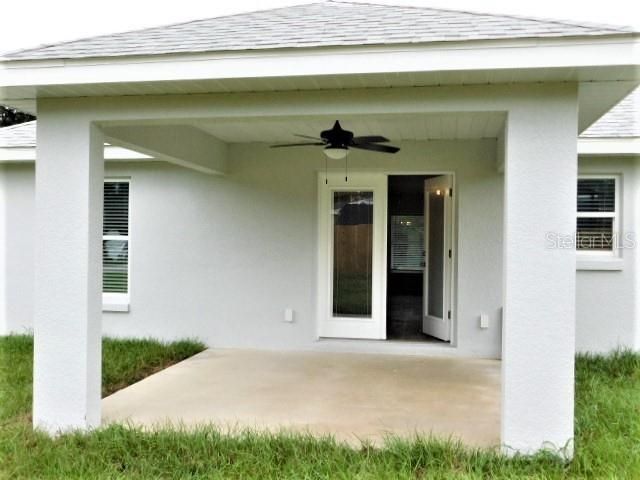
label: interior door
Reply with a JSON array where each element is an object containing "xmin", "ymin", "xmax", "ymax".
[
  {"xmin": 318, "ymin": 172, "xmax": 387, "ymax": 339},
  {"xmin": 423, "ymin": 175, "xmax": 453, "ymax": 341}
]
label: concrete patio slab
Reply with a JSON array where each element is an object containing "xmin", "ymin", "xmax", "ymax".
[{"xmin": 102, "ymin": 349, "xmax": 501, "ymax": 447}]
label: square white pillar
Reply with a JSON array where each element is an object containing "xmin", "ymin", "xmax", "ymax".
[
  {"xmin": 502, "ymin": 87, "xmax": 578, "ymax": 457},
  {"xmin": 33, "ymin": 113, "xmax": 104, "ymax": 433}
]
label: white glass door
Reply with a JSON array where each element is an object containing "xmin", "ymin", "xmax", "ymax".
[
  {"xmin": 422, "ymin": 175, "xmax": 453, "ymax": 341},
  {"xmin": 318, "ymin": 173, "xmax": 387, "ymax": 339}
]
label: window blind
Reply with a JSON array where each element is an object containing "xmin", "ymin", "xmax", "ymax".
[
  {"xmin": 103, "ymin": 181, "xmax": 129, "ymax": 294},
  {"xmin": 576, "ymin": 177, "xmax": 617, "ymax": 252},
  {"xmin": 576, "ymin": 218, "xmax": 614, "ymax": 250},
  {"xmin": 577, "ymin": 178, "xmax": 615, "ymax": 212},
  {"xmin": 390, "ymin": 215, "xmax": 424, "ymax": 272}
]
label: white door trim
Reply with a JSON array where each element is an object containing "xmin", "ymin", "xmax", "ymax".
[
  {"xmin": 316, "ymin": 170, "xmax": 457, "ymax": 345},
  {"xmin": 317, "ymin": 171, "xmax": 387, "ymax": 340}
]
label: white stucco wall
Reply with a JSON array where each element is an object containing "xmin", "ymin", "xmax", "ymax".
[
  {"xmin": 576, "ymin": 156, "xmax": 640, "ymax": 352},
  {"xmin": 3, "ymin": 146, "xmax": 639, "ymax": 356},
  {"xmin": 0, "ymin": 163, "xmax": 35, "ymax": 334},
  {"xmin": 0, "ymin": 139, "xmax": 504, "ymax": 357}
]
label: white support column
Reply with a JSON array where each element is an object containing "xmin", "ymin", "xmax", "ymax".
[
  {"xmin": 33, "ymin": 112, "xmax": 104, "ymax": 433},
  {"xmin": 502, "ymin": 87, "xmax": 578, "ymax": 457}
]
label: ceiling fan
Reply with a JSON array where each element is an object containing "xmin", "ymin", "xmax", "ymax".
[{"xmin": 270, "ymin": 120, "xmax": 400, "ymax": 159}]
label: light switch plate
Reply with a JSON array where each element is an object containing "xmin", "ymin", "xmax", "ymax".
[{"xmin": 480, "ymin": 314, "xmax": 489, "ymax": 329}]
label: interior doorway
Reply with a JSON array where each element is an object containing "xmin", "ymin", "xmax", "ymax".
[{"xmin": 387, "ymin": 175, "xmax": 453, "ymax": 342}]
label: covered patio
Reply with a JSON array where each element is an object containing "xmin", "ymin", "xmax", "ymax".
[
  {"xmin": 1, "ymin": 1, "xmax": 637, "ymax": 457},
  {"xmin": 102, "ymin": 349, "xmax": 501, "ymax": 447},
  {"xmin": 19, "ymin": 85, "xmax": 594, "ymax": 458}
]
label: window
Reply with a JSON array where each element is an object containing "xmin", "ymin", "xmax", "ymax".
[
  {"xmin": 103, "ymin": 180, "xmax": 130, "ymax": 298},
  {"xmin": 332, "ymin": 191, "xmax": 373, "ymax": 318},
  {"xmin": 577, "ymin": 176, "xmax": 618, "ymax": 253}
]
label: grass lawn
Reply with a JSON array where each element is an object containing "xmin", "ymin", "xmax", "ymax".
[{"xmin": 1, "ymin": 335, "xmax": 639, "ymax": 479}]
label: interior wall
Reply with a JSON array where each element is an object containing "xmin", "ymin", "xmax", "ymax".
[
  {"xmin": 386, "ymin": 175, "xmax": 428, "ymax": 341},
  {"xmin": 0, "ymin": 139, "xmax": 504, "ymax": 357},
  {"xmin": 387, "ymin": 175, "xmax": 428, "ymax": 297},
  {"xmin": 576, "ymin": 156, "xmax": 640, "ymax": 352}
]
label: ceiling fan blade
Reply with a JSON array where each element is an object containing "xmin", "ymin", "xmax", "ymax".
[
  {"xmin": 352, "ymin": 135, "xmax": 390, "ymax": 144},
  {"xmin": 270, "ymin": 142, "xmax": 325, "ymax": 148},
  {"xmin": 294, "ymin": 134, "xmax": 324, "ymax": 141},
  {"xmin": 351, "ymin": 143, "xmax": 400, "ymax": 154}
]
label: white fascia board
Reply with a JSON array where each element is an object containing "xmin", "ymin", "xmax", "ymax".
[
  {"xmin": 0, "ymin": 35, "xmax": 638, "ymax": 88},
  {"xmin": 0, "ymin": 147, "xmax": 35, "ymax": 161},
  {"xmin": 578, "ymin": 137, "xmax": 640, "ymax": 156},
  {"xmin": 0, "ymin": 145, "xmax": 152, "ymax": 162}
]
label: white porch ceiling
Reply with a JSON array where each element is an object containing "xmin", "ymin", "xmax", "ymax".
[{"xmin": 194, "ymin": 112, "xmax": 506, "ymax": 143}]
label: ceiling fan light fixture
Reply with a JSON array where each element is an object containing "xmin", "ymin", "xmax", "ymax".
[
  {"xmin": 323, "ymin": 146, "xmax": 349, "ymax": 160},
  {"xmin": 270, "ymin": 120, "xmax": 399, "ymax": 156}
]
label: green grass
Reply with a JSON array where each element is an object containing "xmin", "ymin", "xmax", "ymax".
[
  {"xmin": 1, "ymin": 335, "xmax": 639, "ymax": 479},
  {"xmin": 0, "ymin": 335, "xmax": 206, "ymax": 424}
]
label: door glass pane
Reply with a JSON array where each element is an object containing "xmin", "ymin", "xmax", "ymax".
[
  {"xmin": 427, "ymin": 192, "xmax": 444, "ymax": 318},
  {"xmin": 332, "ymin": 191, "xmax": 373, "ymax": 318}
]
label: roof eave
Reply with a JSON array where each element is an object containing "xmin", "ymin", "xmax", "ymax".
[
  {"xmin": 578, "ymin": 137, "xmax": 640, "ymax": 156},
  {"xmin": 2, "ymin": 31, "xmax": 638, "ymax": 64},
  {"xmin": 1, "ymin": 34, "xmax": 638, "ymax": 130}
]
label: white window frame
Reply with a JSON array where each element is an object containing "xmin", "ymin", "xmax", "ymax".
[
  {"xmin": 576, "ymin": 174, "xmax": 620, "ymax": 258},
  {"xmin": 102, "ymin": 178, "xmax": 131, "ymax": 312}
]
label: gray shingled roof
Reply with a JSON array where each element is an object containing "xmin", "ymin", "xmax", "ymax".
[
  {"xmin": 3, "ymin": 1, "xmax": 634, "ymax": 61},
  {"xmin": 0, "ymin": 121, "xmax": 36, "ymax": 147},
  {"xmin": 581, "ymin": 88, "xmax": 640, "ymax": 138}
]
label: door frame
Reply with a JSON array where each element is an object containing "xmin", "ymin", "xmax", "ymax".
[
  {"xmin": 386, "ymin": 171, "xmax": 457, "ymax": 346},
  {"xmin": 316, "ymin": 170, "xmax": 457, "ymax": 345}
]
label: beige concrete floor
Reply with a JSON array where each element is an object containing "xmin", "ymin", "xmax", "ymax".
[{"xmin": 102, "ymin": 349, "xmax": 501, "ymax": 447}]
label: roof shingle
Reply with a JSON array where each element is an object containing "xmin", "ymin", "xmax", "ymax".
[
  {"xmin": 2, "ymin": 1, "xmax": 634, "ymax": 61},
  {"xmin": 0, "ymin": 121, "xmax": 36, "ymax": 147},
  {"xmin": 581, "ymin": 88, "xmax": 640, "ymax": 138}
]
